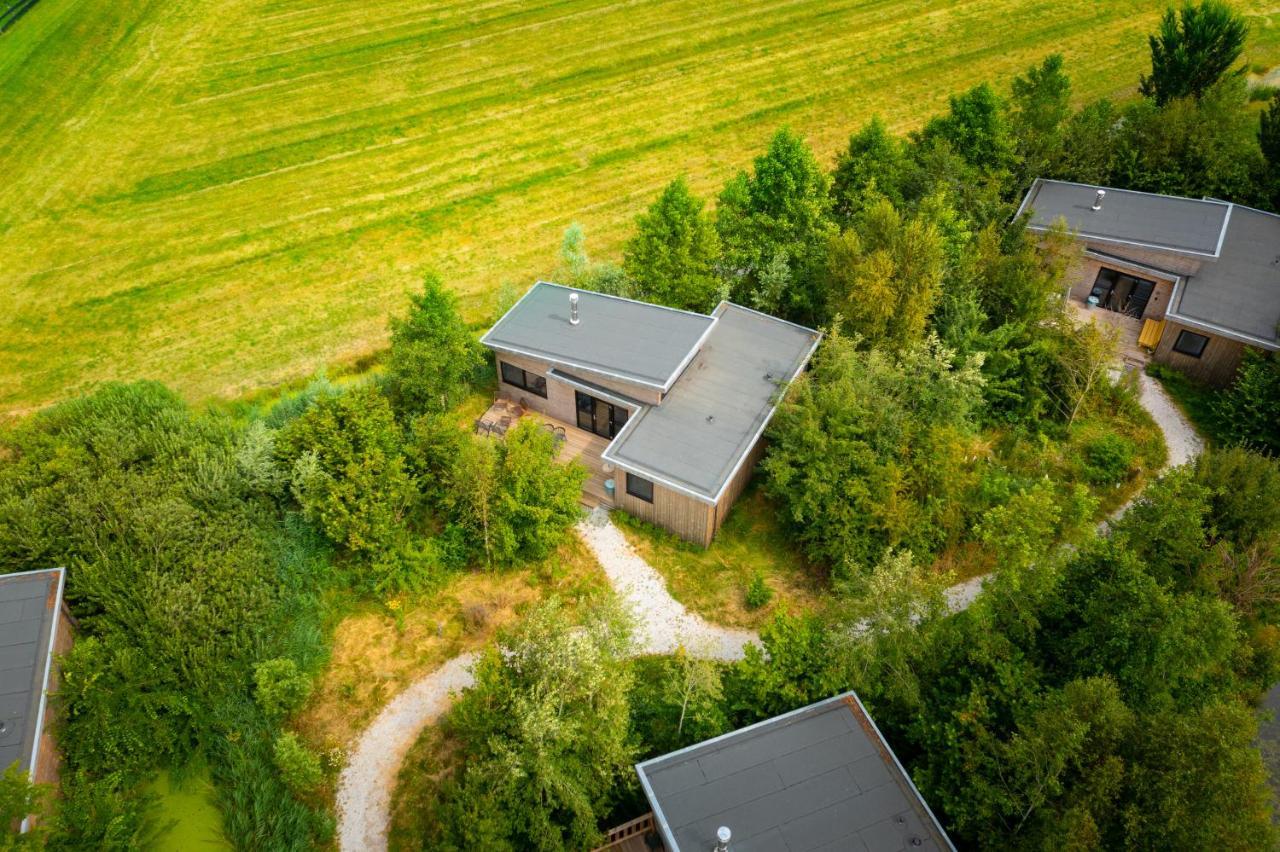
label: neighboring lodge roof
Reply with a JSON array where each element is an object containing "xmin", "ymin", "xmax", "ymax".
[
  {"xmin": 0, "ymin": 568, "xmax": 64, "ymax": 778},
  {"xmin": 636, "ymin": 692, "xmax": 954, "ymax": 852},
  {"xmin": 1173, "ymin": 205, "xmax": 1280, "ymax": 348},
  {"xmin": 483, "ymin": 282, "xmax": 820, "ymax": 503},
  {"xmin": 1017, "ymin": 178, "xmax": 1231, "ymax": 258},
  {"xmin": 1019, "ymin": 179, "xmax": 1280, "ymax": 350}
]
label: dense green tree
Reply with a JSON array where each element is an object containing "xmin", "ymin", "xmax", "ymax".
[
  {"xmin": 623, "ymin": 177, "xmax": 723, "ymax": 312},
  {"xmin": 385, "ymin": 273, "xmax": 484, "ymax": 418},
  {"xmin": 630, "ymin": 650, "xmax": 730, "ymax": 755},
  {"xmin": 1263, "ymin": 91, "xmax": 1280, "ymax": 167},
  {"xmin": 278, "ymin": 386, "xmax": 416, "ymax": 555},
  {"xmin": 439, "ymin": 599, "xmax": 634, "ymax": 850},
  {"xmin": 724, "ymin": 613, "xmax": 845, "ymax": 724},
  {"xmin": 1139, "ymin": 0, "xmax": 1248, "ymax": 105},
  {"xmin": 1214, "ymin": 349, "xmax": 1280, "ymax": 454},
  {"xmin": 1113, "ymin": 77, "xmax": 1263, "ymax": 202},
  {"xmin": 439, "ymin": 422, "xmax": 587, "ymax": 568},
  {"xmin": 831, "ymin": 117, "xmax": 907, "ymax": 223},
  {"xmin": 0, "ymin": 382, "xmax": 332, "ymax": 849},
  {"xmin": 1124, "ymin": 700, "xmax": 1276, "ymax": 849},
  {"xmin": 824, "ymin": 197, "xmax": 945, "ymax": 352},
  {"xmin": 920, "ymin": 83, "xmax": 1016, "ymax": 173},
  {"xmin": 1056, "ymin": 99, "xmax": 1122, "ymax": 185},
  {"xmin": 762, "ymin": 331, "xmax": 984, "ymax": 570},
  {"xmin": 716, "ymin": 128, "xmax": 835, "ymax": 322},
  {"xmin": 1010, "ymin": 54, "xmax": 1072, "ymax": 185}
]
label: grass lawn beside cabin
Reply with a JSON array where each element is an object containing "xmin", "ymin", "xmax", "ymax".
[
  {"xmin": 613, "ymin": 484, "xmax": 826, "ymax": 629},
  {"xmin": 4, "ymin": 0, "xmax": 1279, "ymax": 416}
]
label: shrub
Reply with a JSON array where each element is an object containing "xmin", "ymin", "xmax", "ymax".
[
  {"xmin": 384, "ymin": 273, "xmax": 484, "ymax": 419},
  {"xmin": 744, "ymin": 571, "xmax": 773, "ymax": 610},
  {"xmin": 272, "ymin": 732, "xmax": 324, "ymax": 796},
  {"xmin": 254, "ymin": 658, "xmax": 312, "ymax": 721},
  {"xmin": 277, "ymin": 387, "xmax": 416, "ymax": 554},
  {"xmin": 1215, "ymin": 349, "xmax": 1280, "ymax": 454},
  {"xmin": 1083, "ymin": 433, "xmax": 1136, "ymax": 486},
  {"xmin": 1, "ymin": 764, "xmax": 45, "ymax": 847}
]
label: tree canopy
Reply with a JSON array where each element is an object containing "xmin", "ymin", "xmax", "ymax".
[
  {"xmin": 1139, "ymin": 0, "xmax": 1249, "ymax": 105},
  {"xmin": 385, "ymin": 273, "xmax": 484, "ymax": 418},
  {"xmin": 623, "ymin": 177, "xmax": 723, "ymax": 312}
]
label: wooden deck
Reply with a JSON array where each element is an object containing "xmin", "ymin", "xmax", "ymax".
[
  {"xmin": 593, "ymin": 813, "xmax": 663, "ymax": 852},
  {"xmin": 476, "ymin": 399, "xmax": 616, "ymax": 509},
  {"xmin": 1068, "ymin": 299, "xmax": 1148, "ymax": 369}
]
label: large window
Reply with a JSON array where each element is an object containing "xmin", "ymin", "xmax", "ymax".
[
  {"xmin": 499, "ymin": 361, "xmax": 548, "ymax": 398},
  {"xmin": 1172, "ymin": 330, "xmax": 1210, "ymax": 358},
  {"xmin": 575, "ymin": 390, "xmax": 628, "ymax": 439},
  {"xmin": 1089, "ymin": 268, "xmax": 1156, "ymax": 318},
  {"xmin": 626, "ymin": 472, "xmax": 654, "ymax": 503}
]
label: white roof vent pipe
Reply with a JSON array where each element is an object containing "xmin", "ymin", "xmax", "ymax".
[
  {"xmin": 569, "ymin": 292, "xmax": 580, "ymax": 326},
  {"xmin": 1091, "ymin": 189, "xmax": 1106, "ymax": 211},
  {"xmin": 713, "ymin": 826, "xmax": 731, "ymax": 852}
]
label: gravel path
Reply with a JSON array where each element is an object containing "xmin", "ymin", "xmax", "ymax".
[
  {"xmin": 334, "ymin": 511, "xmax": 755, "ymax": 851},
  {"xmin": 336, "ymin": 368, "xmax": 1204, "ymax": 850},
  {"xmin": 1137, "ymin": 371, "xmax": 1203, "ymax": 469},
  {"xmin": 576, "ymin": 508, "xmax": 758, "ymax": 661},
  {"xmin": 335, "ymin": 652, "xmax": 478, "ymax": 852}
]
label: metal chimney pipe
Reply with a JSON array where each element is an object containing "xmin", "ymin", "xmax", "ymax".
[
  {"xmin": 1091, "ymin": 189, "xmax": 1106, "ymax": 211},
  {"xmin": 713, "ymin": 826, "xmax": 731, "ymax": 852},
  {"xmin": 569, "ymin": 292, "xmax": 580, "ymax": 326}
]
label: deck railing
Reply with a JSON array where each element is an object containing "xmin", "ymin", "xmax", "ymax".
[{"xmin": 592, "ymin": 812, "xmax": 657, "ymax": 850}]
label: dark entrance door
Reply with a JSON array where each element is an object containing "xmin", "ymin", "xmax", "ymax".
[
  {"xmin": 575, "ymin": 391, "xmax": 628, "ymax": 439},
  {"xmin": 1090, "ymin": 268, "xmax": 1156, "ymax": 318}
]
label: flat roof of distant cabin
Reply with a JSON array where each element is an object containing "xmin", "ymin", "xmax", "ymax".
[
  {"xmin": 1017, "ymin": 178, "xmax": 1231, "ymax": 258},
  {"xmin": 637, "ymin": 691, "xmax": 954, "ymax": 852},
  {"xmin": 1171, "ymin": 204, "xmax": 1280, "ymax": 348},
  {"xmin": 0, "ymin": 568, "xmax": 64, "ymax": 777},
  {"xmin": 480, "ymin": 282, "xmax": 716, "ymax": 390}
]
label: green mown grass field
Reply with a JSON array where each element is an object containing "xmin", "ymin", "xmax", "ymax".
[{"xmin": 2, "ymin": 0, "xmax": 1278, "ymax": 415}]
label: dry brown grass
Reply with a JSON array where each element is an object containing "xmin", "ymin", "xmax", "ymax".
[{"xmin": 293, "ymin": 534, "xmax": 609, "ymax": 753}]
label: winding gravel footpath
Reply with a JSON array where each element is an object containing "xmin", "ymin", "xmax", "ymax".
[
  {"xmin": 335, "ymin": 510, "xmax": 756, "ymax": 851},
  {"xmin": 336, "ymin": 652, "xmax": 479, "ymax": 852},
  {"xmin": 948, "ymin": 369, "xmax": 1203, "ymax": 611},
  {"xmin": 336, "ymin": 368, "xmax": 1202, "ymax": 851}
]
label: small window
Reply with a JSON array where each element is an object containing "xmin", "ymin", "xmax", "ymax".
[
  {"xmin": 626, "ymin": 473, "xmax": 654, "ymax": 503},
  {"xmin": 498, "ymin": 361, "xmax": 548, "ymax": 398},
  {"xmin": 1172, "ymin": 330, "xmax": 1210, "ymax": 359}
]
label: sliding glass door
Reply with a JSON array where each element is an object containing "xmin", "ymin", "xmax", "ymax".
[
  {"xmin": 1090, "ymin": 268, "xmax": 1156, "ymax": 318},
  {"xmin": 575, "ymin": 391, "xmax": 628, "ymax": 439}
]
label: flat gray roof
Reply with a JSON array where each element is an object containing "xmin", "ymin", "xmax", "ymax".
[
  {"xmin": 480, "ymin": 281, "xmax": 715, "ymax": 389},
  {"xmin": 0, "ymin": 568, "xmax": 63, "ymax": 777},
  {"xmin": 1018, "ymin": 178, "xmax": 1231, "ymax": 258},
  {"xmin": 1170, "ymin": 205, "xmax": 1280, "ymax": 348},
  {"xmin": 637, "ymin": 691, "xmax": 954, "ymax": 852},
  {"xmin": 603, "ymin": 303, "xmax": 819, "ymax": 502}
]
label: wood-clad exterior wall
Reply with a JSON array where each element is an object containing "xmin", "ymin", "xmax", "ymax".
[
  {"xmin": 491, "ymin": 350, "xmax": 762, "ymax": 547},
  {"xmin": 32, "ymin": 605, "xmax": 73, "ymax": 788},
  {"xmin": 1152, "ymin": 320, "xmax": 1247, "ymax": 386},
  {"xmin": 493, "ymin": 350, "xmax": 662, "ymax": 407},
  {"xmin": 615, "ymin": 476, "xmax": 715, "ymax": 547},
  {"xmin": 711, "ymin": 439, "xmax": 766, "ymax": 539}
]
